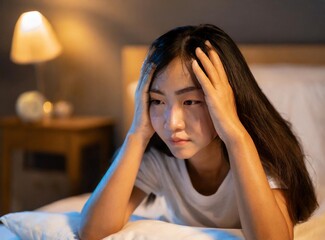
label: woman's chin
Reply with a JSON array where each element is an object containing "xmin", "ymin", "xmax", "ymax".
[{"xmin": 169, "ymin": 149, "xmax": 196, "ymax": 160}]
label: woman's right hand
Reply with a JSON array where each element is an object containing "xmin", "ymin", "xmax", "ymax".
[
  {"xmin": 80, "ymin": 60, "xmax": 155, "ymax": 239},
  {"xmin": 128, "ymin": 59, "xmax": 156, "ymax": 143}
]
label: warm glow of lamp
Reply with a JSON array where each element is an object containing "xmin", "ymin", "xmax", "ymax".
[
  {"xmin": 11, "ymin": 11, "xmax": 64, "ymax": 122},
  {"xmin": 10, "ymin": 11, "xmax": 62, "ymax": 64}
]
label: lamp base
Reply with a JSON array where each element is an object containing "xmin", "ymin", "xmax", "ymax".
[{"xmin": 16, "ymin": 91, "xmax": 46, "ymax": 122}]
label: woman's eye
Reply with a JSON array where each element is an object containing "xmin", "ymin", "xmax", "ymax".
[
  {"xmin": 183, "ymin": 100, "xmax": 201, "ymax": 105},
  {"xmin": 150, "ymin": 99, "xmax": 163, "ymax": 105}
]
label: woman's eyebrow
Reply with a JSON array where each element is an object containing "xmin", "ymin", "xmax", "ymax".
[
  {"xmin": 175, "ymin": 86, "xmax": 201, "ymax": 95},
  {"xmin": 149, "ymin": 88, "xmax": 164, "ymax": 95},
  {"xmin": 149, "ymin": 86, "xmax": 201, "ymax": 95}
]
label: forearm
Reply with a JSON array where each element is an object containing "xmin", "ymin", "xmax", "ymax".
[
  {"xmin": 226, "ymin": 128, "xmax": 292, "ymax": 240},
  {"xmin": 79, "ymin": 133, "xmax": 149, "ymax": 240}
]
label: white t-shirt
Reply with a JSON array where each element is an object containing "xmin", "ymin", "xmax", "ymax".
[{"xmin": 135, "ymin": 148, "xmax": 280, "ymax": 228}]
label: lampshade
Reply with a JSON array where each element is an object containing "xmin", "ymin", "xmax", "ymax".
[{"xmin": 10, "ymin": 11, "xmax": 62, "ymax": 64}]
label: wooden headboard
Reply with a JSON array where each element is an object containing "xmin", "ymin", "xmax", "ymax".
[{"xmin": 121, "ymin": 44, "xmax": 325, "ymax": 137}]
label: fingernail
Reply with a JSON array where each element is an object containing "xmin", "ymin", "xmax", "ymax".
[{"xmin": 205, "ymin": 40, "xmax": 211, "ymax": 46}]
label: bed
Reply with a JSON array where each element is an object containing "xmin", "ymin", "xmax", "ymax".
[{"xmin": 1, "ymin": 44, "xmax": 325, "ymax": 239}]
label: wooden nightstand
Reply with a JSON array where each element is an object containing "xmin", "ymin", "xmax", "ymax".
[{"xmin": 0, "ymin": 116, "xmax": 115, "ymax": 214}]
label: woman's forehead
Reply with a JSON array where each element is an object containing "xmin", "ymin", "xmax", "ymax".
[{"xmin": 151, "ymin": 58, "xmax": 199, "ymax": 91}]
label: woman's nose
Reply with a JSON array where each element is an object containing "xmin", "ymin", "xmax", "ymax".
[{"xmin": 164, "ymin": 105, "xmax": 185, "ymax": 131}]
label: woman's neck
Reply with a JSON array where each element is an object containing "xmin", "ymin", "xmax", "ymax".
[{"xmin": 186, "ymin": 138, "xmax": 230, "ymax": 195}]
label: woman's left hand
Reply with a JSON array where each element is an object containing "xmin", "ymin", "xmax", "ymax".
[{"xmin": 192, "ymin": 41, "xmax": 243, "ymax": 144}]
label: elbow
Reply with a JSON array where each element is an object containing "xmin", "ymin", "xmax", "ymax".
[
  {"xmin": 78, "ymin": 227, "xmax": 112, "ymax": 240},
  {"xmin": 78, "ymin": 221, "xmax": 123, "ymax": 240},
  {"xmin": 78, "ymin": 229, "xmax": 93, "ymax": 240},
  {"xmin": 78, "ymin": 225, "xmax": 99, "ymax": 240}
]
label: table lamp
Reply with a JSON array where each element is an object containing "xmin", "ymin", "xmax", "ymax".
[{"xmin": 10, "ymin": 11, "xmax": 62, "ymax": 122}]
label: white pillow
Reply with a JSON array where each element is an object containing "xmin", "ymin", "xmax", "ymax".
[
  {"xmin": 294, "ymin": 213, "xmax": 325, "ymax": 240},
  {"xmin": 105, "ymin": 220, "xmax": 244, "ymax": 240},
  {"xmin": 251, "ymin": 64, "xmax": 325, "ymax": 215},
  {"xmin": 36, "ymin": 193, "xmax": 90, "ymax": 213},
  {"xmin": 0, "ymin": 211, "xmax": 244, "ymax": 240},
  {"xmin": 2, "ymin": 210, "xmax": 325, "ymax": 240},
  {"xmin": 0, "ymin": 211, "xmax": 80, "ymax": 240},
  {"xmin": 0, "ymin": 224, "xmax": 20, "ymax": 240}
]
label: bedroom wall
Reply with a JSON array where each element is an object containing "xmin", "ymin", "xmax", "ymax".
[
  {"xmin": 0, "ymin": 0, "xmax": 324, "ymax": 210},
  {"xmin": 1, "ymin": 0, "xmax": 325, "ymax": 144}
]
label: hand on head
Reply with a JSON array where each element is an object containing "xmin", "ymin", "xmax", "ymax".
[
  {"xmin": 129, "ymin": 59, "xmax": 156, "ymax": 142},
  {"xmin": 192, "ymin": 41, "xmax": 241, "ymax": 144}
]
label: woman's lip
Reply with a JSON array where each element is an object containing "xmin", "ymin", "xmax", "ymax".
[{"xmin": 169, "ymin": 139, "xmax": 190, "ymax": 145}]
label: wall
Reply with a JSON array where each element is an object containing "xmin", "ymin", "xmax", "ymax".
[{"xmin": 0, "ymin": 0, "xmax": 325, "ymax": 144}]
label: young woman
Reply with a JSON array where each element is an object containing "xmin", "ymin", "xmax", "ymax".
[{"xmin": 79, "ymin": 24, "xmax": 318, "ymax": 240}]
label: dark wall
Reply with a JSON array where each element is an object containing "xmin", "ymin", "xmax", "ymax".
[{"xmin": 1, "ymin": 0, "xmax": 324, "ymax": 143}]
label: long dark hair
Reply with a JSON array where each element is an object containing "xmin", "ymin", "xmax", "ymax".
[{"xmin": 143, "ymin": 24, "xmax": 318, "ymax": 224}]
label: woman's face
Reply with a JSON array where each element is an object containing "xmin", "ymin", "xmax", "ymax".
[{"xmin": 149, "ymin": 57, "xmax": 217, "ymax": 159}]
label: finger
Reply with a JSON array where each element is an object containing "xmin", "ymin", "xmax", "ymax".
[
  {"xmin": 140, "ymin": 60, "xmax": 153, "ymax": 80},
  {"xmin": 143, "ymin": 64, "xmax": 156, "ymax": 93},
  {"xmin": 205, "ymin": 41, "xmax": 228, "ymax": 84},
  {"xmin": 140, "ymin": 46, "xmax": 156, "ymax": 77},
  {"xmin": 192, "ymin": 59, "xmax": 215, "ymax": 96},
  {"xmin": 195, "ymin": 47, "xmax": 220, "ymax": 87},
  {"xmin": 137, "ymin": 63, "xmax": 156, "ymax": 93}
]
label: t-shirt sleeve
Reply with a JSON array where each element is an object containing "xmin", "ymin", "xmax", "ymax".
[
  {"xmin": 135, "ymin": 149, "xmax": 162, "ymax": 196},
  {"xmin": 266, "ymin": 174, "xmax": 284, "ymax": 189}
]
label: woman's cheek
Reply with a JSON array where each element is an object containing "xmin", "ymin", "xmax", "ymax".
[{"xmin": 149, "ymin": 107, "xmax": 162, "ymax": 131}]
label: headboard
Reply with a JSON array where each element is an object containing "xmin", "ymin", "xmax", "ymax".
[{"xmin": 121, "ymin": 44, "xmax": 325, "ymax": 137}]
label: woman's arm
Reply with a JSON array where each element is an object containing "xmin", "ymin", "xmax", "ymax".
[
  {"xmin": 226, "ymin": 129, "xmax": 293, "ymax": 240},
  {"xmin": 79, "ymin": 134, "xmax": 149, "ymax": 240},
  {"xmin": 192, "ymin": 42, "xmax": 293, "ymax": 240},
  {"xmin": 79, "ymin": 62, "xmax": 156, "ymax": 240}
]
